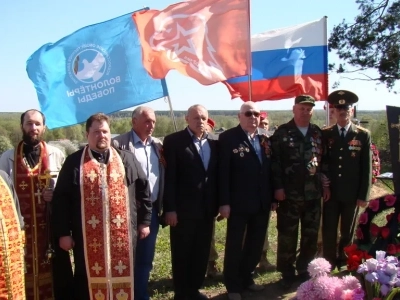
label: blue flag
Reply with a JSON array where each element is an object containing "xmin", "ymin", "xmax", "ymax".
[{"xmin": 26, "ymin": 10, "xmax": 169, "ymax": 129}]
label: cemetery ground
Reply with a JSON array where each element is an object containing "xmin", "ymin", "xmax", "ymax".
[
  {"xmin": 147, "ymin": 181, "xmax": 392, "ymax": 299},
  {"xmin": 148, "ymin": 209, "xmax": 298, "ymax": 300}
]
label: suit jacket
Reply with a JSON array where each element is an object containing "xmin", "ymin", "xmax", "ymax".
[
  {"xmin": 322, "ymin": 123, "xmax": 372, "ymax": 202},
  {"xmin": 0, "ymin": 143, "xmax": 65, "ymax": 184},
  {"xmin": 52, "ymin": 147, "xmax": 152, "ymax": 239},
  {"xmin": 112, "ymin": 131, "xmax": 165, "ymax": 214},
  {"xmin": 218, "ymin": 125, "xmax": 274, "ymax": 214},
  {"xmin": 163, "ymin": 128, "xmax": 218, "ymax": 219}
]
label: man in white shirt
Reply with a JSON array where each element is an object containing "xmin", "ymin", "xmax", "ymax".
[{"xmin": 112, "ymin": 106, "xmax": 165, "ymax": 300}]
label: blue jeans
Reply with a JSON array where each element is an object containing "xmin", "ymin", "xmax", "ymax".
[{"xmin": 135, "ymin": 206, "xmax": 160, "ymax": 300}]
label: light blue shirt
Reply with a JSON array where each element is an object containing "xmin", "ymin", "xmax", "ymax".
[
  {"xmin": 132, "ymin": 130, "xmax": 160, "ymax": 202},
  {"xmin": 244, "ymin": 128, "xmax": 262, "ymax": 163},
  {"xmin": 187, "ymin": 127, "xmax": 211, "ymax": 170}
]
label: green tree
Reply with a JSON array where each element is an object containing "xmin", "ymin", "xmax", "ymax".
[
  {"xmin": 329, "ymin": 0, "xmax": 400, "ymax": 90},
  {"xmin": 0, "ymin": 136, "xmax": 13, "ymax": 155}
]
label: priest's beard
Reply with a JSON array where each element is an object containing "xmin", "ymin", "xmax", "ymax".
[{"xmin": 22, "ymin": 129, "xmax": 43, "ymax": 146}]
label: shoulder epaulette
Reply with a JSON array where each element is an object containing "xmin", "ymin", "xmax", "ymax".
[
  {"xmin": 322, "ymin": 124, "xmax": 335, "ymax": 131},
  {"xmin": 356, "ymin": 125, "xmax": 370, "ymax": 133}
]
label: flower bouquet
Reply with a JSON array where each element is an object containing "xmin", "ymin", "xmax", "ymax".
[
  {"xmin": 357, "ymin": 250, "xmax": 400, "ymax": 299},
  {"xmin": 349, "ymin": 195, "xmax": 400, "ymax": 263},
  {"xmin": 296, "ymin": 257, "xmax": 364, "ymax": 300}
]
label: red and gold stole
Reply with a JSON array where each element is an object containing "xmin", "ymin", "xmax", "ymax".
[
  {"xmin": 0, "ymin": 174, "xmax": 26, "ymax": 300},
  {"xmin": 14, "ymin": 141, "xmax": 54, "ymax": 300},
  {"xmin": 81, "ymin": 146, "xmax": 134, "ymax": 300}
]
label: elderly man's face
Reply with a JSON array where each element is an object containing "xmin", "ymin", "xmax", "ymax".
[
  {"xmin": 186, "ymin": 106, "xmax": 208, "ymax": 137},
  {"xmin": 334, "ymin": 105, "xmax": 353, "ymax": 124},
  {"xmin": 238, "ymin": 106, "xmax": 260, "ymax": 132},
  {"xmin": 132, "ymin": 110, "xmax": 156, "ymax": 140},
  {"xmin": 293, "ymin": 103, "xmax": 313, "ymax": 125}
]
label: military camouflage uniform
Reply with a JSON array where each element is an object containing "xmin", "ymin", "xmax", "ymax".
[{"xmin": 271, "ymin": 119, "xmax": 324, "ymax": 278}]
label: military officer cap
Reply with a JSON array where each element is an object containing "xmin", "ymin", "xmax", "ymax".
[
  {"xmin": 328, "ymin": 90, "xmax": 358, "ymax": 109},
  {"xmin": 295, "ymin": 94, "xmax": 315, "ymax": 106}
]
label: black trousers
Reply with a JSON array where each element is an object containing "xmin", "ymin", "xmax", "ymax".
[
  {"xmin": 223, "ymin": 210, "xmax": 269, "ymax": 293},
  {"xmin": 52, "ymin": 241, "xmax": 74, "ymax": 300},
  {"xmin": 323, "ymin": 199, "xmax": 357, "ymax": 268},
  {"xmin": 170, "ymin": 216, "xmax": 214, "ymax": 298}
]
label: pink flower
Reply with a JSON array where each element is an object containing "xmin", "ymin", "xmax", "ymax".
[
  {"xmin": 369, "ymin": 199, "xmax": 380, "ymax": 212},
  {"xmin": 359, "ymin": 212, "xmax": 368, "ymax": 224},
  {"xmin": 296, "ymin": 280, "xmax": 313, "ymax": 300},
  {"xmin": 385, "ymin": 195, "xmax": 396, "ymax": 206},
  {"xmin": 341, "ymin": 289, "xmax": 354, "ymax": 300},
  {"xmin": 314, "ymin": 275, "xmax": 341, "ymax": 299},
  {"xmin": 342, "ymin": 275, "xmax": 361, "ymax": 290},
  {"xmin": 307, "ymin": 258, "xmax": 331, "ymax": 277}
]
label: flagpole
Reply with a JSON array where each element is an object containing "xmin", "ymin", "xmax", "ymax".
[
  {"xmin": 323, "ymin": 16, "xmax": 330, "ymax": 126},
  {"xmin": 165, "ymin": 95, "xmax": 178, "ymax": 132},
  {"xmin": 246, "ymin": 0, "xmax": 252, "ymax": 101}
]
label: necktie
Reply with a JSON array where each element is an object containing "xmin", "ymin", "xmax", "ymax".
[{"xmin": 340, "ymin": 127, "xmax": 346, "ymax": 139}]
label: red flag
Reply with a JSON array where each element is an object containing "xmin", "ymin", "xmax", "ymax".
[{"xmin": 133, "ymin": 0, "xmax": 250, "ymax": 85}]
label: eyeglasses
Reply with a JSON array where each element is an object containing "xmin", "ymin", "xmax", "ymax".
[{"xmin": 243, "ymin": 111, "xmax": 261, "ymax": 118}]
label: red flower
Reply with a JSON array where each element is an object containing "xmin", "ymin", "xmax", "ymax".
[
  {"xmin": 344, "ymin": 244, "xmax": 357, "ymax": 254},
  {"xmin": 368, "ymin": 199, "xmax": 380, "ymax": 212},
  {"xmin": 359, "ymin": 212, "xmax": 368, "ymax": 224},
  {"xmin": 386, "ymin": 213, "xmax": 393, "ymax": 222},
  {"xmin": 381, "ymin": 227, "xmax": 390, "ymax": 239},
  {"xmin": 396, "ymin": 244, "xmax": 400, "ymax": 253},
  {"xmin": 370, "ymin": 223, "xmax": 380, "ymax": 236},
  {"xmin": 385, "ymin": 195, "xmax": 396, "ymax": 206},
  {"xmin": 387, "ymin": 244, "xmax": 397, "ymax": 255}
]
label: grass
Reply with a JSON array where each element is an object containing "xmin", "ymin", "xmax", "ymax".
[
  {"xmin": 145, "ymin": 181, "xmax": 394, "ymax": 299},
  {"xmin": 147, "ymin": 212, "xmax": 297, "ymax": 300}
]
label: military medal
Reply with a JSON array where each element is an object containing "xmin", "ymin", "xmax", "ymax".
[
  {"xmin": 240, "ymin": 152, "xmax": 244, "ymax": 157},
  {"xmin": 351, "ymin": 152, "xmax": 356, "ymax": 157}
]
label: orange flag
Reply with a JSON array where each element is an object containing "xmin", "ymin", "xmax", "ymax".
[{"xmin": 133, "ymin": 0, "xmax": 250, "ymax": 85}]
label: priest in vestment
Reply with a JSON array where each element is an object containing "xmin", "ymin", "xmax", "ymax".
[
  {"xmin": 0, "ymin": 170, "xmax": 25, "ymax": 299},
  {"xmin": 0, "ymin": 109, "xmax": 74, "ymax": 300},
  {"xmin": 52, "ymin": 113, "xmax": 152, "ymax": 300}
]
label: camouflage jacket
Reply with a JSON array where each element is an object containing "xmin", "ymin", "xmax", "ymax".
[{"xmin": 271, "ymin": 119, "xmax": 325, "ymax": 201}]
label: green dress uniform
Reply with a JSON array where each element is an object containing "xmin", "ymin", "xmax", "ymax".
[
  {"xmin": 321, "ymin": 122, "xmax": 371, "ymax": 268},
  {"xmin": 271, "ymin": 119, "xmax": 324, "ymax": 279}
]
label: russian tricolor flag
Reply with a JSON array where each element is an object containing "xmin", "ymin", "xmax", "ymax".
[{"xmin": 224, "ymin": 17, "xmax": 328, "ymax": 102}]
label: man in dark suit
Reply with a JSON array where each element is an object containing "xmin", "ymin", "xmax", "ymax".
[
  {"xmin": 163, "ymin": 104, "xmax": 218, "ymax": 300},
  {"xmin": 218, "ymin": 102, "xmax": 275, "ymax": 300},
  {"xmin": 322, "ymin": 90, "xmax": 372, "ymax": 270}
]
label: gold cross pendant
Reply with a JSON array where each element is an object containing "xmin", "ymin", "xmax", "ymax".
[{"xmin": 35, "ymin": 188, "xmax": 42, "ymax": 204}]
